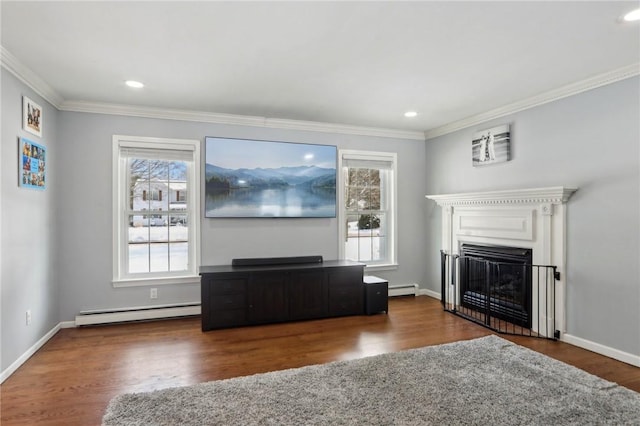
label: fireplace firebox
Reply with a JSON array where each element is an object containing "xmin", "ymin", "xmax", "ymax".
[{"xmin": 459, "ymin": 244, "xmax": 532, "ymax": 328}]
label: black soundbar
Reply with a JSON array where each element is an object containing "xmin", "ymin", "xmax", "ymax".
[{"xmin": 232, "ymin": 256, "xmax": 323, "ymax": 267}]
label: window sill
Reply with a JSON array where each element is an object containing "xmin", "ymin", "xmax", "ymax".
[
  {"xmin": 112, "ymin": 275, "xmax": 200, "ymax": 288},
  {"xmin": 364, "ymin": 263, "xmax": 398, "ymax": 272}
]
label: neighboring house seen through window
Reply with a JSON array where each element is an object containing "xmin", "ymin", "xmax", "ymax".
[
  {"xmin": 339, "ymin": 150, "xmax": 397, "ymax": 269},
  {"xmin": 113, "ymin": 135, "xmax": 200, "ymax": 286}
]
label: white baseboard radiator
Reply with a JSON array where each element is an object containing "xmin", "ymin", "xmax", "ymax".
[
  {"xmin": 388, "ymin": 283, "xmax": 419, "ymax": 297},
  {"xmin": 75, "ymin": 302, "xmax": 201, "ymax": 326}
]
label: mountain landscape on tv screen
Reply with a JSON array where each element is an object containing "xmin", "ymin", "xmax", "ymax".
[{"xmin": 205, "ymin": 164, "xmax": 336, "ymax": 190}]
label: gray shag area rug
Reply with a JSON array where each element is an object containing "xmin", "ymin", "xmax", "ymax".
[{"xmin": 102, "ymin": 335, "xmax": 640, "ymax": 425}]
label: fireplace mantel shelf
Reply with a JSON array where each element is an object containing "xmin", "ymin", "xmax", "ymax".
[{"xmin": 425, "ymin": 186, "xmax": 577, "ymax": 206}]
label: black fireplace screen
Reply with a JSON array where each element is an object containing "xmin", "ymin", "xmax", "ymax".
[{"xmin": 440, "ymin": 246, "xmax": 559, "ymax": 339}]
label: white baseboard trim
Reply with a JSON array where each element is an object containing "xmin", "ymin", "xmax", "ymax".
[
  {"xmin": 1, "ymin": 304, "xmax": 202, "ymax": 383},
  {"xmin": 0, "ymin": 323, "xmax": 61, "ymax": 384},
  {"xmin": 418, "ymin": 290, "xmax": 638, "ymax": 367},
  {"xmin": 388, "ymin": 283, "xmax": 419, "ymax": 297},
  {"xmin": 59, "ymin": 320, "xmax": 76, "ymax": 329},
  {"xmin": 562, "ymin": 333, "xmax": 640, "ymax": 368},
  {"xmin": 75, "ymin": 303, "xmax": 201, "ymax": 326},
  {"xmin": 420, "ymin": 289, "xmax": 441, "ymax": 299}
]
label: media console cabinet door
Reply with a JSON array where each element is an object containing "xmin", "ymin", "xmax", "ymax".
[
  {"xmin": 247, "ymin": 272, "xmax": 289, "ymax": 323},
  {"xmin": 327, "ymin": 267, "xmax": 364, "ymax": 316},
  {"xmin": 201, "ymin": 274, "xmax": 248, "ymax": 330},
  {"xmin": 289, "ymin": 269, "xmax": 327, "ymax": 320}
]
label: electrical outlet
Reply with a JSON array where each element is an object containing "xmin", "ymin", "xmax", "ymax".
[
  {"xmin": 150, "ymin": 288, "xmax": 158, "ymax": 299},
  {"xmin": 26, "ymin": 310, "xmax": 32, "ymax": 326}
]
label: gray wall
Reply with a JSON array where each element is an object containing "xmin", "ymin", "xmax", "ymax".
[
  {"xmin": 55, "ymin": 112, "xmax": 429, "ymax": 321},
  {"xmin": 424, "ymin": 76, "xmax": 640, "ymax": 356},
  {"xmin": 4, "ymin": 65, "xmax": 636, "ymax": 374},
  {"xmin": 1, "ymin": 70, "xmax": 60, "ymax": 371}
]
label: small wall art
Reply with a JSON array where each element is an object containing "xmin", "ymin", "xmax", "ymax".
[
  {"xmin": 23, "ymin": 95, "xmax": 43, "ymax": 137},
  {"xmin": 472, "ymin": 124, "xmax": 510, "ymax": 167},
  {"xmin": 19, "ymin": 137, "xmax": 46, "ymax": 190}
]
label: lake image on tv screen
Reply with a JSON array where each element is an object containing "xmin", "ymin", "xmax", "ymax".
[{"xmin": 205, "ymin": 138, "xmax": 337, "ymax": 218}]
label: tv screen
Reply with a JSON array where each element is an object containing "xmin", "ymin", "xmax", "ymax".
[{"xmin": 205, "ymin": 137, "xmax": 337, "ymax": 218}]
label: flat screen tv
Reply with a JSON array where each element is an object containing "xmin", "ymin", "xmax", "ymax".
[{"xmin": 205, "ymin": 137, "xmax": 337, "ymax": 218}]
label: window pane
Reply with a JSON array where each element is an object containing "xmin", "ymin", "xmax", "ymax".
[
  {"xmin": 169, "ymin": 242, "xmax": 188, "ymax": 271},
  {"xmin": 355, "ymin": 187, "xmax": 372, "ymax": 210},
  {"xmin": 128, "ymin": 243, "xmax": 149, "ymax": 274},
  {"xmin": 150, "ymin": 160, "xmax": 169, "ymax": 181},
  {"xmin": 129, "ymin": 215, "xmax": 150, "ymax": 241},
  {"xmin": 345, "ymin": 214, "xmax": 359, "ymax": 260},
  {"xmin": 374, "ymin": 235, "xmax": 387, "ymax": 261},
  {"xmin": 169, "ymin": 160, "xmax": 186, "ymax": 176},
  {"xmin": 152, "ymin": 221, "xmax": 169, "ymax": 240},
  {"xmin": 355, "ymin": 168, "xmax": 371, "ymax": 185},
  {"xmin": 346, "ymin": 168, "xmax": 358, "ymax": 186},
  {"xmin": 346, "ymin": 214, "xmax": 360, "ymax": 236},
  {"xmin": 169, "ymin": 212, "xmax": 188, "ymax": 227},
  {"xmin": 345, "ymin": 186, "xmax": 359, "ymax": 211},
  {"xmin": 168, "ymin": 222, "xmax": 188, "ymax": 242},
  {"xmin": 369, "ymin": 187, "xmax": 381, "ymax": 210},
  {"xmin": 150, "ymin": 243, "xmax": 169, "ymax": 273},
  {"xmin": 349, "ymin": 236, "xmax": 373, "ymax": 262},
  {"xmin": 371, "ymin": 213, "xmax": 385, "ymax": 262},
  {"xmin": 376, "ymin": 213, "xmax": 387, "ymax": 237}
]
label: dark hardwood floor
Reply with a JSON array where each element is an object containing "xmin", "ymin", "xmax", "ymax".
[{"xmin": 1, "ymin": 296, "xmax": 638, "ymax": 425}]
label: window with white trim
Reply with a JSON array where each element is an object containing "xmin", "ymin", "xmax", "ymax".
[
  {"xmin": 113, "ymin": 135, "xmax": 200, "ymax": 286},
  {"xmin": 339, "ymin": 150, "xmax": 397, "ymax": 269}
]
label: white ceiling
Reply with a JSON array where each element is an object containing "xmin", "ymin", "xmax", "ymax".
[{"xmin": 1, "ymin": 1, "xmax": 639, "ymax": 138}]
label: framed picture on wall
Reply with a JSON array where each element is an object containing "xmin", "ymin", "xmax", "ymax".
[
  {"xmin": 19, "ymin": 137, "xmax": 46, "ymax": 190},
  {"xmin": 22, "ymin": 95, "xmax": 43, "ymax": 137},
  {"xmin": 472, "ymin": 124, "xmax": 510, "ymax": 166}
]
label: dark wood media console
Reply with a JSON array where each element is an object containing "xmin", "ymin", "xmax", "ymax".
[{"xmin": 200, "ymin": 257, "xmax": 365, "ymax": 331}]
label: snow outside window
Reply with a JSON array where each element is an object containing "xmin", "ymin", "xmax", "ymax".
[
  {"xmin": 112, "ymin": 135, "xmax": 201, "ymax": 287},
  {"xmin": 339, "ymin": 150, "xmax": 397, "ymax": 270}
]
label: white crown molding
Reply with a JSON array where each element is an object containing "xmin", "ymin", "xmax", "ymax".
[
  {"xmin": 0, "ymin": 46, "xmax": 64, "ymax": 108},
  {"xmin": 425, "ymin": 186, "xmax": 578, "ymax": 207},
  {"xmin": 261, "ymin": 117, "xmax": 425, "ymax": 141},
  {"xmin": 3, "ymin": 44, "xmax": 636, "ymax": 142},
  {"xmin": 63, "ymin": 100, "xmax": 267, "ymax": 126},
  {"xmin": 424, "ymin": 63, "xmax": 640, "ymax": 140},
  {"xmin": 60, "ymin": 100, "xmax": 426, "ymax": 141},
  {"xmin": 1, "ymin": 47, "xmax": 423, "ymax": 140}
]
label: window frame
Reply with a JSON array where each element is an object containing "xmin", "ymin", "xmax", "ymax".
[
  {"xmin": 338, "ymin": 149, "xmax": 398, "ymax": 271},
  {"xmin": 112, "ymin": 135, "xmax": 201, "ymax": 287}
]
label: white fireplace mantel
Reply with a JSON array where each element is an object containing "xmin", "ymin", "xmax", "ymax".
[
  {"xmin": 426, "ymin": 186, "xmax": 577, "ymax": 337},
  {"xmin": 425, "ymin": 186, "xmax": 577, "ymax": 207}
]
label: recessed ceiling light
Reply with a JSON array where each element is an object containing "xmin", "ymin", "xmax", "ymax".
[
  {"xmin": 125, "ymin": 80, "xmax": 144, "ymax": 88},
  {"xmin": 622, "ymin": 8, "xmax": 640, "ymax": 22},
  {"xmin": 404, "ymin": 111, "xmax": 418, "ymax": 118}
]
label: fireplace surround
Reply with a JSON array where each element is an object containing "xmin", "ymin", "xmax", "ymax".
[
  {"xmin": 426, "ymin": 187, "xmax": 577, "ymax": 338},
  {"xmin": 459, "ymin": 243, "xmax": 532, "ymax": 328}
]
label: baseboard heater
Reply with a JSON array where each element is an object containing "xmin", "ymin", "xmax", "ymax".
[
  {"xmin": 75, "ymin": 283, "xmax": 417, "ymax": 326},
  {"xmin": 388, "ymin": 283, "xmax": 419, "ymax": 297},
  {"xmin": 75, "ymin": 302, "xmax": 201, "ymax": 326}
]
